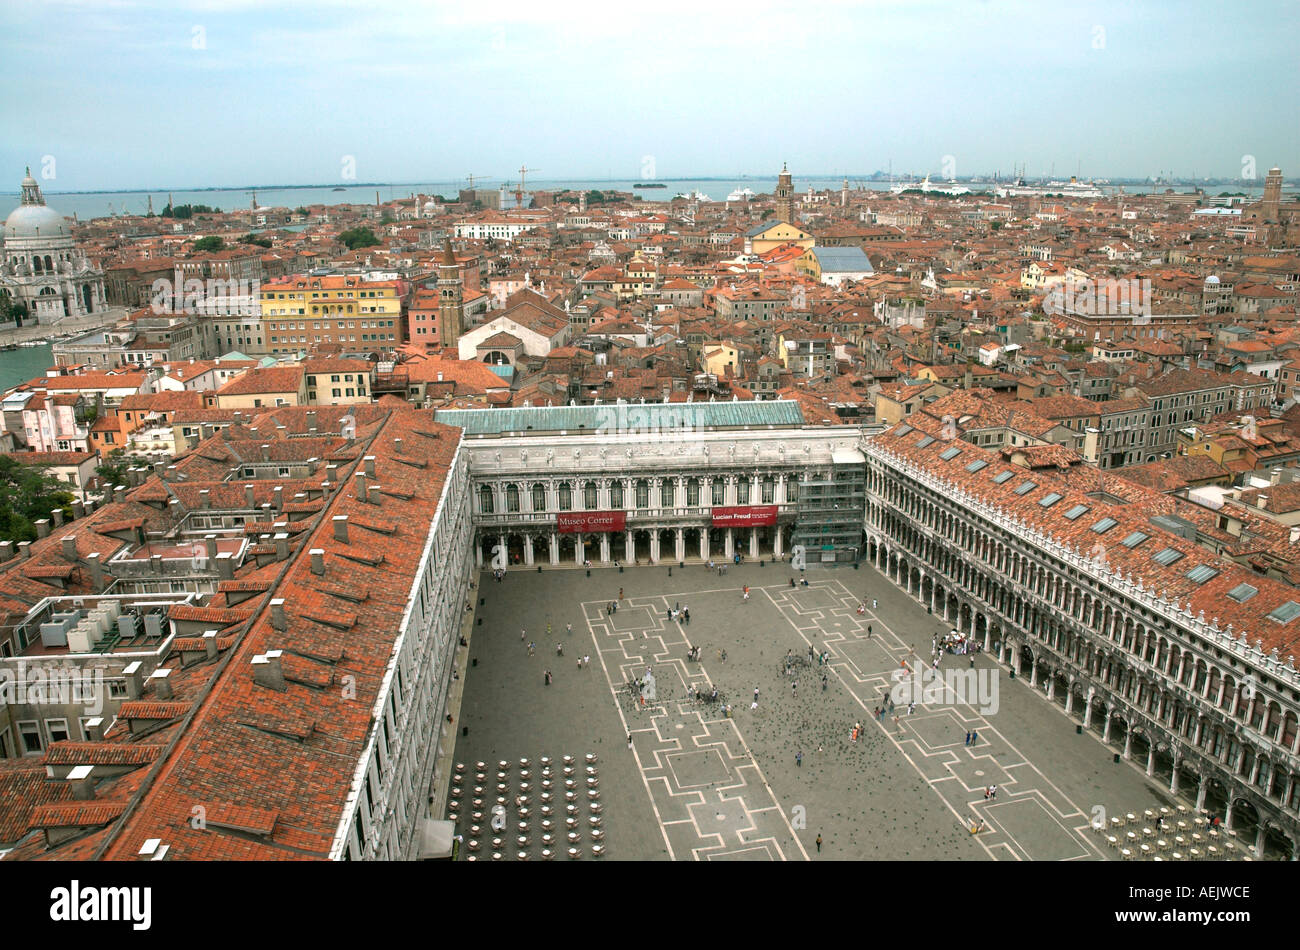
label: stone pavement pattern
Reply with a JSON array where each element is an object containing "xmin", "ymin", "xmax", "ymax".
[{"xmin": 451, "ymin": 560, "xmax": 1178, "ymax": 860}]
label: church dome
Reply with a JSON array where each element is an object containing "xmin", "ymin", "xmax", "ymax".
[{"xmin": 4, "ymin": 168, "xmax": 71, "ymax": 242}]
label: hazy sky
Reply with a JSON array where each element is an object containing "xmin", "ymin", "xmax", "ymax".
[{"xmin": 2, "ymin": 0, "xmax": 1297, "ymax": 191}]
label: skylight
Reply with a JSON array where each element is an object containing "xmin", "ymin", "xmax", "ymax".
[
  {"xmin": 939, "ymin": 446, "xmax": 962, "ymax": 461},
  {"xmin": 1152, "ymin": 547, "xmax": 1185, "ymax": 567},
  {"xmin": 1227, "ymin": 583, "xmax": 1258, "ymax": 603},
  {"xmin": 992, "ymin": 470, "xmax": 1014, "ymax": 484},
  {"xmin": 1120, "ymin": 531, "xmax": 1148, "ymax": 548},
  {"xmin": 895, "ymin": 424, "xmax": 914, "ymax": 437},
  {"xmin": 965, "ymin": 459, "xmax": 988, "ymax": 473},
  {"xmin": 1091, "ymin": 517, "xmax": 1118, "ymax": 533},
  {"xmin": 1185, "ymin": 565, "xmax": 1219, "ymax": 584},
  {"xmin": 1063, "ymin": 504, "xmax": 1089, "ymax": 520},
  {"xmin": 1038, "ymin": 492, "xmax": 1063, "ymax": 508},
  {"xmin": 916, "ymin": 435, "xmax": 935, "ymax": 448},
  {"xmin": 1013, "ymin": 481, "xmax": 1037, "ymax": 496},
  {"xmin": 1268, "ymin": 601, "xmax": 1300, "ymax": 624}
]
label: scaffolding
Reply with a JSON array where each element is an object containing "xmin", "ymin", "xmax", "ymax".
[{"xmin": 791, "ymin": 458, "xmax": 865, "ymax": 563}]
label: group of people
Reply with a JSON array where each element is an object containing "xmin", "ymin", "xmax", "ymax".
[
  {"xmin": 668, "ymin": 603, "xmax": 691, "ymax": 624},
  {"xmin": 686, "ymin": 645, "xmax": 702, "ymax": 661}
]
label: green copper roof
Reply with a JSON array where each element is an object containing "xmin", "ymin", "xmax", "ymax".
[{"xmin": 436, "ymin": 399, "xmax": 806, "ymax": 436}]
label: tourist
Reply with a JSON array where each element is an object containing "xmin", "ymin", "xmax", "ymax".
[
  {"xmin": 872, "ymin": 599, "xmax": 877, "ymax": 609},
  {"xmin": 619, "ymin": 587, "xmax": 624, "ymax": 600},
  {"xmin": 791, "ymin": 681, "xmax": 797, "ymax": 695},
  {"xmin": 627, "ymin": 733, "xmax": 633, "ymax": 750},
  {"xmin": 816, "ymin": 833, "xmax": 822, "ymax": 853},
  {"xmin": 544, "ymin": 669, "xmax": 552, "ymax": 685},
  {"xmin": 822, "ymin": 675, "xmax": 828, "ymax": 691},
  {"xmin": 796, "ymin": 751, "xmax": 803, "ymax": 768},
  {"xmin": 557, "ymin": 642, "xmax": 563, "ymax": 656},
  {"xmin": 521, "ymin": 628, "xmax": 526, "ymax": 641},
  {"xmin": 971, "ymin": 729, "xmax": 978, "ymax": 744},
  {"xmin": 684, "ymin": 608, "xmax": 690, "ymax": 624},
  {"xmin": 907, "ymin": 701, "xmax": 915, "ymax": 715},
  {"xmin": 527, "ymin": 642, "xmax": 535, "ymax": 656}
]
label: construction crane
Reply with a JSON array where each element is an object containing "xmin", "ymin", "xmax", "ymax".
[
  {"xmin": 466, "ymin": 173, "xmax": 484, "ymax": 191},
  {"xmin": 516, "ymin": 165, "xmax": 538, "ymax": 208}
]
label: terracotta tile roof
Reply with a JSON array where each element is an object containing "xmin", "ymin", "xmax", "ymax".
[{"xmin": 29, "ymin": 801, "xmax": 128, "ymax": 829}]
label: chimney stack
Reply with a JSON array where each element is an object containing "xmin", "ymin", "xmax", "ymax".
[
  {"xmin": 168, "ymin": 498, "xmax": 182, "ymax": 520},
  {"xmin": 270, "ymin": 598, "xmax": 287, "ymax": 631},
  {"xmin": 68, "ymin": 765, "xmax": 96, "ymax": 801},
  {"xmin": 0, "ymin": 540, "xmax": 12, "ymax": 562},
  {"xmin": 51, "ymin": 508, "xmax": 65, "ymax": 528},
  {"xmin": 364, "ymin": 455, "xmax": 376, "ymax": 477},
  {"xmin": 86, "ymin": 551, "xmax": 103, "ymax": 590},
  {"xmin": 272, "ymin": 485, "xmax": 283, "ymax": 509},
  {"xmin": 215, "ymin": 551, "xmax": 234, "ymax": 580},
  {"xmin": 84, "ymin": 717, "xmax": 105, "ymax": 741},
  {"xmin": 307, "ymin": 410, "xmax": 318, "ymax": 433},
  {"xmin": 202, "ymin": 629, "xmax": 219, "ymax": 660},
  {"xmin": 205, "ymin": 535, "xmax": 218, "ymax": 559},
  {"xmin": 333, "ymin": 515, "xmax": 349, "ymax": 543},
  {"xmin": 149, "ymin": 667, "xmax": 173, "ymax": 700},
  {"xmin": 113, "ymin": 485, "xmax": 127, "ymax": 503},
  {"xmin": 355, "ymin": 471, "xmax": 368, "ymax": 503},
  {"xmin": 309, "ymin": 549, "xmax": 325, "ymax": 576},
  {"xmin": 199, "ymin": 488, "xmax": 211, "ymax": 508},
  {"xmin": 150, "ymin": 554, "xmax": 162, "ymax": 574},
  {"xmin": 123, "ymin": 661, "xmax": 144, "ymax": 700},
  {"xmin": 72, "ymin": 500, "xmax": 85, "ymax": 519},
  {"xmin": 17, "ymin": 541, "xmax": 32, "ymax": 560},
  {"xmin": 252, "ymin": 650, "xmax": 286, "ymax": 691},
  {"xmin": 274, "ymin": 533, "xmax": 289, "ymax": 561},
  {"xmin": 34, "ymin": 519, "xmax": 50, "ymax": 539},
  {"xmin": 394, "ymin": 437, "xmax": 403, "ymax": 454},
  {"xmin": 61, "ymin": 535, "xmax": 77, "ymax": 561},
  {"xmin": 244, "ymin": 484, "xmax": 256, "ymax": 508},
  {"xmin": 260, "ymin": 443, "xmax": 271, "ymax": 462}
]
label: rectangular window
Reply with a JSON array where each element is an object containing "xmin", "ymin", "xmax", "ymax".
[
  {"xmin": 1120, "ymin": 531, "xmax": 1148, "ymax": 548},
  {"xmin": 1013, "ymin": 481, "xmax": 1037, "ymax": 496},
  {"xmin": 939, "ymin": 446, "xmax": 962, "ymax": 461},
  {"xmin": 18, "ymin": 721, "xmax": 42, "ymax": 755},
  {"xmin": 1185, "ymin": 565, "xmax": 1219, "ymax": 584},
  {"xmin": 1152, "ymin": 547, "xmax": 1185, "ymax": 567},
  {"xmin": 1091, "ymin": 517, "xmax": 1118, "ymax": 533},
  {"xmin": 992, "ymin": 470, "xmax": 1014, "ymax": 484},
  {"xmin": 1038, "ymin": 492, "xmax": 1063, "ymax": 507},
  {"xmin": 1227, "ymin": 583, "xmax": 1258, "ymax": 603},
  {"xmin": 1268, "ymin": 601, "xmax": 1300, "ymax": 624},
  {"xmin": 46, "ymin": 719, "xmax": 70, "ymax": 745},
  {"xmin": 1063, "ymin": 504, "xmax": 1089, "ymax": 520}
]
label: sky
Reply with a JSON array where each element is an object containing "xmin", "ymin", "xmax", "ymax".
[{"xmin": 2, "ymin": 0, "xmax": 1297, "ymax": 191}]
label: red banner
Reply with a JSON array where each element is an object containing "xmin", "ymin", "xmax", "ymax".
[
  {"xmin": 711, "ymin": 505, "xmax": 778, "ymax": 528},
  {"xmin": 556, "ymin": 511, "xmax": 627, "ymax": 534}
]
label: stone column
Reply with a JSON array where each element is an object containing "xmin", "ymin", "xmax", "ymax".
[
  {"xmin": 476, "ymin": 542, "xmax": 484, "ymax": 568},
  {"xmin": 749, "ymin": 527, "xmax": 759, "ymax": 558},
  {"xmin": 724, "ymin": 528, "xmax": 734, "ymax": 559},
  {"xmin": 549, "ymin": 532, "xmax": 559, "ymax": 566},
  {"xmin": 1195, "ymin": 777, "xmax": 1207, "ymax": 811},
  {"xmin": 1224, "ymin": 799, "xmax": 1235, "ymax": 831},
  {"xmin": 625, "ymin": 532, "xmax": 635, "ymax": 563},
  {"xmin": 1103, "ymin": 712, "xmax": 1113, "ymax": 743},
  {"xmin": 524, "ymin": 535, "xmax": 534, "ymax": 566},
  {"xmin": 1170, "ymin": 752, "xmax": 1180, "ymax": 794},
  {"xmin": 675, "ymin": 528, "xmax": 685, "ymax": 562},
  {"xmin": 1146, "ymin": 744, "xmax": 1156, "ymax": 777},
  {"xmin": 575, "ymin": 534, "xmax": 585, "ymax": 566},
  {"xmin": 774, "ymin": 527, "xmax": 784, "ymax": 558},
  {"xmin": 650, "ymin": 531, "xmax": 660, "ymax": 563},
  {"xmin": 600, "ymin": 534, "xmax": 611, "ymax": 564},
  {"xmin": 700, "ymin": 531, "xmax": 709, "ymax": 561},
  {"xmin": 1064, "ymin": 683, "xmax": 1074, "ymax": 715},
  {"xmin": 1123, "ymin": 729, "xmax": 1133, "ymax": 760},
  {"xmin": 1254, "ymin": 823, "xmax": 1266, "ymax": 858}
]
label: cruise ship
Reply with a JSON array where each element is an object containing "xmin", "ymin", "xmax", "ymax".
[
  {"xmin": 994, "ymin": 176, "xmax": 1104, "ymax": 199},
  {"xmin": 889, "ymin": 175, "xmax": 971, "ymax": 196},
  {"xmin": 726, "ymin": 187, "xmax": 756, "ymax": 202}
]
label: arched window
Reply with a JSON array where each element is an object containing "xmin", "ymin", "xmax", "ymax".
[
  {"xmin": 635, "ymin": 480, "xmax": 649, "ymax": 509},
  {"xmin": 660, "ymin": 481, "xmax": 674, "ymax": 508},
  {"xmin": 762, "ymin": 477, "xmax": 775, "ymax": 504},
  {"xmin": 531, "ymin": 483, "xmax": 546, "ymax": 512},
  {"xmin": 786, "ymin": 479, "xmax": 799, "ymax": 503},
  {"xmin": 506, "ymin": 484, "xmax": 520, "ymax": 513},
  {"xmin": 583, "ymin": 482, "xmax": 598, "ymax": 510},
  {"xmin": 478, "ymin": 484, "xmax": 494, "ymax": 514},
  {"xmin": 44, "ymin": 255, "xmax": 53, "ymax": 271},
  {"xmin": 687, "ymin": 478, "xmax": 700, "ymax": 506},
  {"xmin": 32, "ymin": 257, "xmax": 42, "ymax": 274},
  {"xmin": 610, "ymin": 482, "xmax": 624, "ymax": 508},
  {"xmin": 558, "ymin": 482, "xmax": 572, "ymax": 511},
  {"xmin": 711, "ymin": 480, "xmax": 724, "ymax": 505},
  {"xmin": 737, "ymin": 480, "xmax": 750, "ymax": 505}
]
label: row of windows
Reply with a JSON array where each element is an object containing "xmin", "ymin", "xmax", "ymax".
[{"xmin": 479, "ymin": 477, "xmax": 790, "ymax": 513}]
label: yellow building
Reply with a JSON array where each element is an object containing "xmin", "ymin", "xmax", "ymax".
[
  {"xmin": 260, "ymin": 274, "xmax": 403, "ymax": 356},
  {"xmin": 744, "ymin": 220, "xmax": 814, "ymax": 256}
]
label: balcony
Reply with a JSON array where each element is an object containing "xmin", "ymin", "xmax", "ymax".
[{"xmin": 373, "ymin": 370, "xmax": 409, "ymax": 395}]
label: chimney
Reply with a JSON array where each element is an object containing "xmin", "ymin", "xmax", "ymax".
[
  {"xmin": 84, "ymin": 717, "xmax": 105, "ymax": 741},
  {"xmin": 307, "ymin": 410, "xmax": 318, "ymax": 433},
  {"xmin": 204, "ymin": 535, "xmax": 217, "ymax": 559},
  {"xmin": 87, "ymin": 551, "xmax": 103, "ymax": 590},
  {"xmin": 68, "ymin": 765, "xmax": 96, "ymax": 801},
  {"xmin": 215, "ymin": 551, "xmax": 234, "ymax": 579},
  {"xmin": 123, "ymin": 660, "xmax": 144, "ymax": 700},
  {"xmin": 252, "ymin": 650, "xmax": 286, "ymax": 691},
  {"xmin": 137, "ymin": 839, "xmax": 170, "ymax": 861},
  {"xmin": 355, "ymin": 471, "xmax": 368, "ymax": 503},
  {"xmin": 199, "ymin": 488, "xmax": 211, "ymax": 508},
  {"xmin": 270, "ymin": 598, "xmax": 287, "ymax": 631},
  {"xmin": 113, "ymin": 485, "xmax": 127, "ymax": 503},
  {"xmin": 244, "ymin": 484, "xmax": 256, "ymax": 507},
  {"xmin": 0, "ymin": 540, "xmax": 12, "ymax": 562},
  {"xmin": 72, "ymin": 500, "xmax": 85, "ymax": 519},
  {"xmin": 152, "ymin": 460, "xmax": 166, "ymax": 476},
  {"xmin": 310, "ymin": 548, "xmax": 325, "ymax": 576},
  {"xmin": 164, "ymin": 465, "xmax": 178, "ymax": 480},
  {"xmin": 168, "ymin": 498, "xmax": 182, "ymax": 520},
  {"xmin": 274, "ymin": 533, "xmax": 289, "ymax": 561},
  {"xmin": 202, "ymin": 629, "xmax": 218, "ymax": 660},
  {"xmin": 35, "ymin": 519, "xmax": 50, "ymax": 539},
  {"xmin": 364, "ymin": 455, "xmax": 376, "ymax": 477},
  {"xmin": 150, "ymin": 554, "xmax": 162, "ymax": 574},
  {"xmin": 272, "ymin": 485, "xmax": 283, "ymax": 509},
  {"xmin": 260, "ymin": 443, "xmax": 271, "ymax": 462},
  {"xmin": 61, "ymin": 535, "xmax": 77, "ymax": 561},
  {"xmin": 393, "ymin": 437, "xmax": 403, "ymax": 455},
  {"xmin": 51, "ymin": 508, "xmax": 65, "ymax": 528},
  {"xmin": 333, "ymin": 515, "xmax": 349, "ymax": 543},
  {"xmin": 17, "ymin": 541, "xmax": 32, "ymax": 560},
  {"xmin": 149, "ymin": 667, "xmax": 173, "ymax": 700}
]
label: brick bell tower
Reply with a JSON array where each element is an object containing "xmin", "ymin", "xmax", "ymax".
[
  {"xmin": 437, "ymin": 238, "xmax": 463, "ymax": 348},
  {"xmin": 775, "ymin": 163, "xmax": 794, "ymax": 224}
]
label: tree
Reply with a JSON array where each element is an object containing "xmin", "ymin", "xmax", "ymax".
[
  {"xmin": 240, "ymin": 233, "xmax": 273, "ymax": 248},
  {"xmin": 94, "ymin": 449, "xmax": 130, "ymax": 492},
  {"xmin": 338, "ymin": 227, "xmax": 380, "ymax": 250},
  {"xmin": 295, "ymin": 206, "xmax": 308, "ymax": 215},
  {"xmin": 0, "ymin": 457, "xmax": 75, "ymax": 543},
  {"xmin": 192, "ymin": 235, "xmax": 225, "ymax": 253}
]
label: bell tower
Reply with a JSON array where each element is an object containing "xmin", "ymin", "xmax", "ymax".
[
  {"xmin": 437, "ymin": 238, "xmax": 463, "ymax": 348},
  {"xmin": 775, "ymin": 163, "xmax": 794, "ymax": 224}
]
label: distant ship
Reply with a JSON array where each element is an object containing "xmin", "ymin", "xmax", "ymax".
[
  {"xmin": 332, "ymin": 187, "xmax": 346, "ymax": 192},
  {"xmin": 634, "ymin": 183, "xmax": 666, "ymax": 189},
  {"xmin": 727, "ymin": 187, "xmax": 756, "ymax": 202},
  {"xmin": 673, "ymin": 190, "xmax": 711, "ymax": 201},
  {"xmin": 889, "ymin": 175, "xmax": 970, "ymax": 196},
  {"xmin": 995, "ymin": 176, "xmax": 1103, "ymax": 199}
]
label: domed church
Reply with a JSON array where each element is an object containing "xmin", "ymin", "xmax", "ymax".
[{"xmin": 1, "ymin": 167, "xmax": 106, "ymax": 325}]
